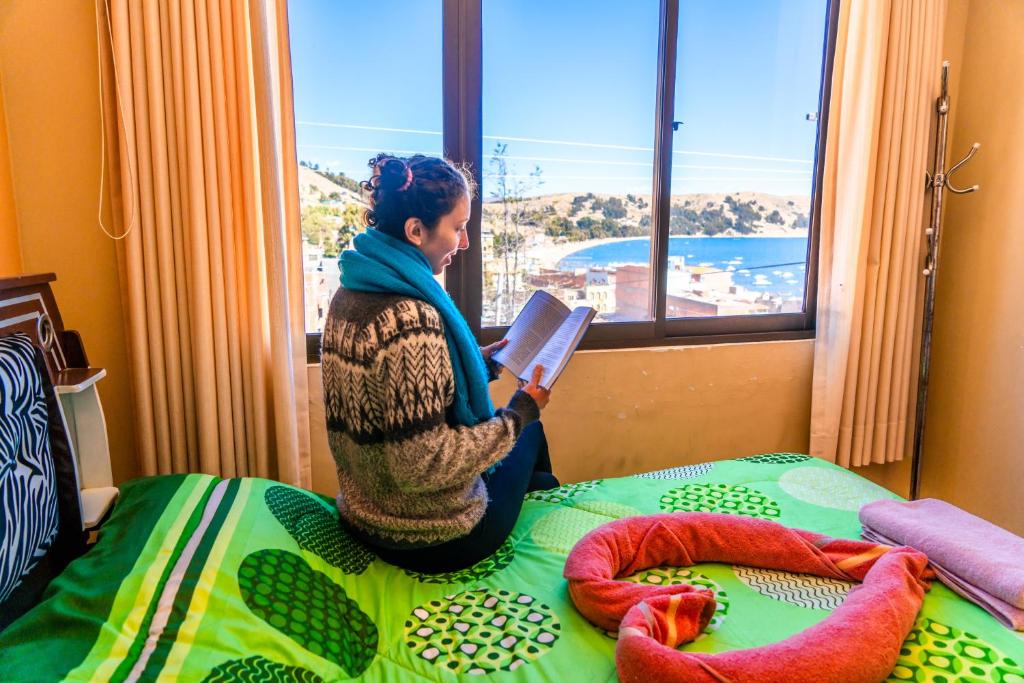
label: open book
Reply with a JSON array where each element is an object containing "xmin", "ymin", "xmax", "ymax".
[{"xmin": 490, "ymin": 290, "xmax": 597, "ymax": 390}]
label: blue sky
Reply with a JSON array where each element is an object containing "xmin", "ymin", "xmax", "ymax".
[{"xmin": 288, "ymin": 0, "xmax": 827, "ymax": 198}]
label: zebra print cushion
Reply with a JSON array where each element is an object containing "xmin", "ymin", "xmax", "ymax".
[{"xmin": 0, "ymin": 335, "xmax": 59, "ymax": 607}]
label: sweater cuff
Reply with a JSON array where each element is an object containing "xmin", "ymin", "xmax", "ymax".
[
  {"xmin": 505, "ymin": 390, "xmax": 541, "ymax": 430},
  {"xmin": 485, "ymin": 356, "xmax": 503, "ymax": 382}
]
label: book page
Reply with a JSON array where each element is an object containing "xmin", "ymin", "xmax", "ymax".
[
  {"xmin": 531, "ymin": 307, "xmax": 594, "ymax": 388},
  {"xmin": 490, "ymin": 291, "xmax": 569, "ymax": 377}
]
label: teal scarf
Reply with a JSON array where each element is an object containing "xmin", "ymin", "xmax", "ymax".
[{"xmin": 339, "ymin": 229, "xmax": 495, "ymax": 427}]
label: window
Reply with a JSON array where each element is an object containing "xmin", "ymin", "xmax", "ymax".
[
  {"xmin": 289, "ymin": 0, "xmax": 443, "ymax": 333},
  {"xmin": 292, "ymin": 0, "xmax": 837, "ymax": 354},
  {"xmin": 481, "ymin": 1, "xmax": 659, "ymax": 326},
  {"xmin": 665, "ymin": 1, "xmax": 826, "ymax": 320}
]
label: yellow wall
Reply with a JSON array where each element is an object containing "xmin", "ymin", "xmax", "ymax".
[
  {"xmin": 0, "ymin": 72, "xmax": 22, "ymax": 275},
  {"xmin": 309, "ymin": 340, "xmax": 815, "ymax": 494},
  {"xmin": 7, "ymin": 0, "xmax": 1017, "ymax": 537},
  {"xmin": 0, "ymin": 1, "xmax": 139, "ymax": 483},
  {"xmin": 2, "ymin": 0, "xmax": 817, "ymax": 496},
  {"xmin": 857, "ymin": 0, "xmax": 1024, "ymax": 536},
  {"xmin": 858, "ymin": 0, "xmax": 971, "ymax": 499},
  {"xmin": 913, "ymin": 0, "xmax": 1024, "ymax": 535}
]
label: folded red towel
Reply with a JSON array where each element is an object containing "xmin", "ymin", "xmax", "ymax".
[{"xmin": 564, "ymin": 513, "xmax": 932, "ymax": 683}]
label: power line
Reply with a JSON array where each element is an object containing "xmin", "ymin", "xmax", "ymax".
[
  {"xmin": 673, "ymin": 164, "xmax": 809, "ymax": 175},
  {"xmin": 295, "ymin": 120, "xmax": 813, "ymax": 164},
  {"xmin": 487, "ymin": 156, "xmax": 811, "ymax": 175},
  {"xmin": 481, "ymin": 173, "xmax": 808, "ymax": 182},
  {"xmin": 299, "ymin": 143, "xmax": 436, "ymax": 156},
  {"xmin": 298, "ymin": 144, "xmax": 812, "ymax": 176},
  {"xmin": 693, "ymin": 259, "xmax": 807, "ymax": 276},
  {"xmin": 297, "ymin": 121, "xmax": 442, "ymax": 137}
]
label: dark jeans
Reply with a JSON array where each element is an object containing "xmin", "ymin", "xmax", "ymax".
[{"xmin": 358, "ymin": 421, "xmax": 558, "ymax": 574}]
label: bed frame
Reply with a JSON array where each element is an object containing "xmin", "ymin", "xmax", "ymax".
[{"xmin": 0, "ymin": 273, "xmax": 118, "ymax": 532}]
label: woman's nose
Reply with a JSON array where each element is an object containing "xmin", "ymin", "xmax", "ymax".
[{"xmin": 458, "ymin": 230, "xmax": 469, "ymax": 250}]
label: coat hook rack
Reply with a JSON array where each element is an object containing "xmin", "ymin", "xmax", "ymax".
[{"xmin": 910, "ymin": 60, "xmax": 980, "ymax": 499}]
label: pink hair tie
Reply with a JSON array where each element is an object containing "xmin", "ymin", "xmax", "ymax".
[{"xmin": 398, "ymin": 167, "xmax": 413, "ymax": 192}]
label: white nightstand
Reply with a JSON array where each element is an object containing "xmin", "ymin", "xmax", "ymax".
[{"xmin": 56, "ymin": 367, "xmax": 119, "ymax": 539}]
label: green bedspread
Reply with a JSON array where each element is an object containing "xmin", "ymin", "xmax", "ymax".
[{"xmin": 2, "ymin": 455, "xmax": 1022, "ymax": 681}]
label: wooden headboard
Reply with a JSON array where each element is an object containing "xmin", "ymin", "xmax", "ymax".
[
  {"xmin": 0, "ymin": 273, "xmax": 93, "ymax": 381},
  {"xmin": 0, "ymin": 272, "xmax": 117, "ymax": 532}
]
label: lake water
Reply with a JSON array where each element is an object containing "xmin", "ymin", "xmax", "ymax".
[{"xmin": 557, "ymin": 236, "xmax": 809, "ymax": 298}]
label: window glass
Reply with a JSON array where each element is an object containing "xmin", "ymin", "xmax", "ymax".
[
  {"xmin": 481, "ymin": 0, "xmax": 660, "ymax": 326},
  {"xmin": 289, "ymin": 1, "xmax": 443, "ymax": 332},
  {"xmin": 665, "ymin": 0, "xmax": 827, "ymax": 318}
]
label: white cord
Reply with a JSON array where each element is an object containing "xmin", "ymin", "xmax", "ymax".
[{"xmin": 95, "ymin": 0, "xmax": 136, "ymax": 241}]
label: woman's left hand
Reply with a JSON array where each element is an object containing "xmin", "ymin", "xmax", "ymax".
[{"xmin": 480, "ymin": 339, "xmax": 509, "ymax": 375}]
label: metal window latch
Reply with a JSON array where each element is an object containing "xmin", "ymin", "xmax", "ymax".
[{"xmin": 806, "ymin": 112, "xmax": 819, "ymax": 122}]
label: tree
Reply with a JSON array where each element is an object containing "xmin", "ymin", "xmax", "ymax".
[
  {"xmin": 318, "ymin": 169, "xmax": 362, "ymax": 194},
  {"xmin": 725, "ymin": 195, "xmax": 762, "ymax": 224},
  {"xmin": 334, "ymin": 204, "xmax": 364, "ymax": 253},
  {"xmin": 600, "ymin": 217, "xmax": 623, "ymax": 236},
  {"xmin": 569, "ymin": 195, "xmax": 588, "ymax": 216},
  {"xmin": 300, "ymin": 203, "xmax": 364, "ymax": 257},
  {"xmin": 489, "ymin": 142, "xmax": 542, "ymax": 325},
  {"xmin": 492, "ymin": 230, "xmax": 525, "ymax": 258},
  {"xmin": 301, "ymin": 204, "xmax": 337, "ymax": 250},
  {"xmin": 544, "ymin": 215, "xmax": 573, "ymax": 238},
  {"xmin": 597, "ymin": 196, "xmax": 626, "ymax": 219}
]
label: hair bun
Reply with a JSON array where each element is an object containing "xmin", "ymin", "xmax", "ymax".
[
  {"xmin": 376, "ymin": 157, "xmax": 411, "ymax": 191},
  {"xmin": 360, "ymin": 152, "xmax": 474, "ymax": 242}
]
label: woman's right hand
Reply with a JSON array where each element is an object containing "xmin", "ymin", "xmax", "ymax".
[{"xmin": 519, "ymin": 364, "xmax": 551, "ymax": 410}]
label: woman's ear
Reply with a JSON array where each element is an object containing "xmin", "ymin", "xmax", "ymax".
[{"xmin": 404, "ymin": 217, "xmax": 424, "ymax": 245}]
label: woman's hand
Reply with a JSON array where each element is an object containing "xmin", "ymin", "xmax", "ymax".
[
  {"xmin": 518, "ymin": 364, "xmax": 551, "ymax": 410},
  {"xmin": 481, "ymin": 339, "xmax": 509, "ymax": 377}
]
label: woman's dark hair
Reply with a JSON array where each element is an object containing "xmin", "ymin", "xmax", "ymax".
[{"xmin": 361, "ymin": 153, "xmax": 476, "ymax": 243}]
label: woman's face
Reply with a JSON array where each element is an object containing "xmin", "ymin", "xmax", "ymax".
[{"xmin": 413, "ymin": 193, "xmax": 471, "ymax": 275}]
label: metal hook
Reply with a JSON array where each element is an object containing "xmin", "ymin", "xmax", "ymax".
[{"xmin": 945, "ymin": 142, "xmax": 981, "ymax": 194}]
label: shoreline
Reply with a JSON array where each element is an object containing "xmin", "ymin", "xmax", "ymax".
[{"xmin": 531, "ymin": 231, "xmax": 809, "ymax": 269}]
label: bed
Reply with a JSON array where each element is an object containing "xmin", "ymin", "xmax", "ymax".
[
  {"xmin": 1, "ymin": 276, "xmax": 1022, "ymax": 681},
  {"xmin": 2, "ymin": 456, "xmax": 1023, "ymax": 681}
]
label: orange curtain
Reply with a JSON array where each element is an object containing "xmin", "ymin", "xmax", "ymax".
[
  {"xmin": 97, "ymin": 0, "xmax": 310, "ymax": 486},
  {"xmin": 810, "ymin": 0, "xmax": 946, "ymax": 468}
]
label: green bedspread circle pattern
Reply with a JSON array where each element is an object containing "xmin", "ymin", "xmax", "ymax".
[{"xmin": 2, "ymin": 455, "xmax": 1022, "ymax": 681}]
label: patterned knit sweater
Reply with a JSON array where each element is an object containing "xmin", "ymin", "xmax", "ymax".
[{"xmin": 322, "ymin": 289, "xmax": 539, "ymax": 546}]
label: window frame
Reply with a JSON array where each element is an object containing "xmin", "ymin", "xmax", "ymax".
[{"xmin": 305, "ymin": 0, "xmax": 839, "ymax": 361}]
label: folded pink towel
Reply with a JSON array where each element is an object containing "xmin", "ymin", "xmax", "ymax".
[
  {"xmin": 860, "ymin": 498, "xmax": 1024, "ymax": 630},
  {"xmin": 565, "ymin": 513, "xmax": 932, "ymax": 683}
]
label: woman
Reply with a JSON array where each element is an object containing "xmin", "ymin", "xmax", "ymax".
[{"xmin": 322, "ymin": 153, "xmax": 558, "ymax": 573}]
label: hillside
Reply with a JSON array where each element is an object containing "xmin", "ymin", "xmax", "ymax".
[
  {"xmin": 298, "ymin": 167, "xmax": 367, "ymax": 257},
  {"xmin": 296, "ymin": 167, "xmax": 811, "ymax": 246},
  {"xmin": 297, "ymin": 165, "xmax": 365, "ymax": 207},
  {"xmin": 481, "ymin": 190, "xmax": 810, "ymax": 241}
]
